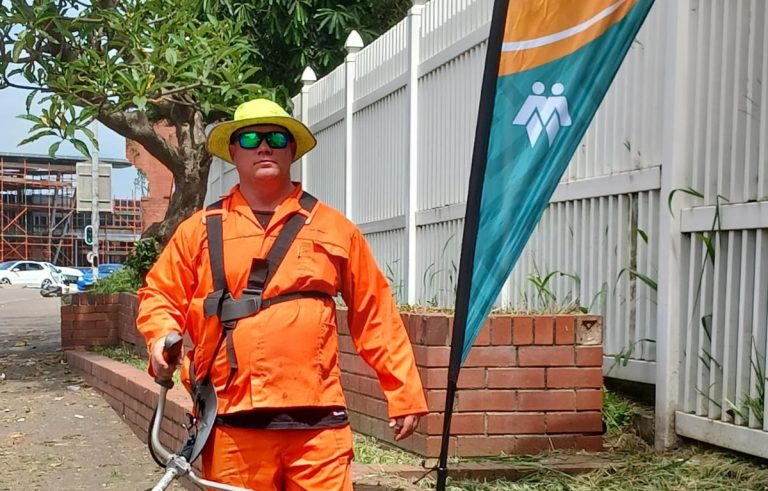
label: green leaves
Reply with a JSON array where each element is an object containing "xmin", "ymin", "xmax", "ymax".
[
  {"xmin": 316, "ymin": 8, "xmax": 356, "ymax": 37},
  {"xmin": 71, "ymin": 138, "xmax": 91, "ymax": 159},
  {"xmin": 667, "ymin": 186, "xmax": 704, "ymax": 216},
  {"xmin": 11, "ymin": 38, "xmax": 25, "ymax": 63},
  {"xmin": 616, "ymin": 267, "xmax": 658, "ymax": 291},
  {"xmin": 204, "ymin": 0, "xmax": 411, "ymax": 95},
  {"xmin": 2, "ymin": 0, "xmax": 274, "ymax": 141},
  {"xmin": 124, "ymin": 238, "xmax": 161, "ymax": 280},
  {"xmin": 47, "ymin": 141, "xmax": 61, "ymax": 158},
  {"xmin": 132, "ymin": 95, "xmax": 147, "ymax": 111},
  {"xmin": 17, "ymin": 130, "xmax": 57, "ymax": 146},
  {"xmin": 164, "ymin": 47, "xmax": 178, "ymax": 67}
]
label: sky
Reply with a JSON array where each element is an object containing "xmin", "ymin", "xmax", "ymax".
[{"xmin": 0, "ymin": 87, "xmax": 140, "ymax": 198}]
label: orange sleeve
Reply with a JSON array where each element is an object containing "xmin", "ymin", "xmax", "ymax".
[
  {"xmin": 341, "ymin": 228, "xmax": 428, "ymax": 419},
  {"xmin": 136, "ymin": 217, "xmax": 201, "ymax": 374}
]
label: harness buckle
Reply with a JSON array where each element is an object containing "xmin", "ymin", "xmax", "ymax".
[
  {"xmin": 217, "ymin": 288, "xmax": 263, "ymax": 323},
  {"xmin": 203, "ymin": 289, "xmax": 229, "ymax": 318},
  {"xmin": 241, "ymin": 287, "xmax": 263, "ymax": 298},
  {"xmin": 241, "ymin": 287, "xmax": 263, "ymax": 313}
]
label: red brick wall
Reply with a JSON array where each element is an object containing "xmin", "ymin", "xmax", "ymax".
[
  {"xmin": 126, "ymin": 122, "xmax": 176, "ymax": 233},
  {"xmin": 338, "ymin": 311, "xmax": 604, "ymax": 457},
  {"xmin": 61, "ymin": 293, "xmax": 604, "ymax": 458},
  {"xmin": 115, "ymin": 293, "xmax": 146, "ymax": 356},
  {"xmin": 61, "ymin": 293, "xmax": 145, "ymax": 353},
  {"xmin": 60, "ymin": 293, "xmax": 121, "ymax": 348}
]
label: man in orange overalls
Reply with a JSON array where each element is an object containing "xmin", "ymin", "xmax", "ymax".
[{"xmin": 136, "ymin": 98, "xmax": 428, "ymax": 490}]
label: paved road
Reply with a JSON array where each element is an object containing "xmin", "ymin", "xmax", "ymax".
[{"xmin": 0, "ymin": 287, "xmax": 182, "ymax": 490}]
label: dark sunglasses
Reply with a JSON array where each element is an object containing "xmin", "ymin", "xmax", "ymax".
[{"xmin": 233, "ymin": 131, "xmax": 291, "ymax": 150}]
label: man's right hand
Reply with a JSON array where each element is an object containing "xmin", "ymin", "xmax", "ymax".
[{"xmin": 150, "ymin": 335, "xmax": 180, "ymax": 379}]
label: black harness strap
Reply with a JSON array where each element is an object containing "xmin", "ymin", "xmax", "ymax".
[
  {"xmin": 199, "ymin": 200, "xmax": 232, "ymax": 387},
  {"xmin": 199, "ymin": 191, "xmax": 332, "ymax": 389}
]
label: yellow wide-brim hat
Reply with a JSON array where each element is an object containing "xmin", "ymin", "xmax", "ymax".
[{"xmin": 206, "ymin": 98, "xmax": 317, "ymax": 164}]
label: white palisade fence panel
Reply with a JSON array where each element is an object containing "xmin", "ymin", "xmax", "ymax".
[
  {"xmin": 307, "ymin": 121, "xmax": 345, "ymax": 213},
  {"xmin": 205, "ymin": 0, "xmax": 768, "ymax": 457},
  {"xmin": 421, "ymin": 0, "xmax": 492, "ymax": 63},
  {"xmin": 356, "ymin": 19, "xmax": 409, "ymax": 102},
  {"xmin": 309, "ymin": 65, "xmax": 345, "ymax": 128},
  {"xmin": 418, "ymin": 44, "xmax": 485, "ymax": 211},
  {"xmin": 353, "ymin": 89, "xmax": 409, "ymax": 223},
  {"xmin": 366, "ymin": 229, "xmax": 408, "ymax": 304},
  {"xmin": 417, "ymin": 219, "xmax": 463, "ymax": 307}
]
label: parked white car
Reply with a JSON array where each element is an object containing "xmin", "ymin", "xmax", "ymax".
[
  {"xmin": 0, "ymin": 260, "xmax": 59, "ymax": 287},
  {"xmin": 45, "ymin": 263, "xmax": 84, "ymax": 285}
]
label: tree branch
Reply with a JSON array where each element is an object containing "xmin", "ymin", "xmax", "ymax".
[
  {"xmin": 0, "ymin": 78, "xmax": 52, "ymax": 92},
  {"xmin": 150, "ymin": 82, "xmax": 204, "ymax": 100},
  {"xmin": 99, "ymin": 109, "xmax": 185, "ymax": 177},
  {"xmin": 61, "ymin": 16, "xmax": 104, "ymax": 24},
  {"xmin": 94, "ymin": 0, "xmax": 120, "ymax": 9}
]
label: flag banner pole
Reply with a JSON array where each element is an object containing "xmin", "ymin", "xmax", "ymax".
[
  {"xmin": 436, "ymin": 1, "xmax": 655, "ymax": 489},
  {"xmin": 435, "ymin": 0, "xmax": 510, "ymax": 488}
]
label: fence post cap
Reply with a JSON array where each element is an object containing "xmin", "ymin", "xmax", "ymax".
[
  {"xmin": 345, "ymin": 30, "xmax": 364, "ymax": 54},
  {"xmin": 301, "ymin": 67, "xmax": 317, "ymax": 85}
]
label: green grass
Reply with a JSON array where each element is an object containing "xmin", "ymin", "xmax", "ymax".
[
  {"xmin": 89, "ymin": 343, "xmax": 181, "ymax": 387},
  {"xmin": 602, "ymin": 388, "xmax": 635, "ymax": 436},
  {"xmin": 89, "ymin": 344, "xmax": 147, "ymax": 370}
]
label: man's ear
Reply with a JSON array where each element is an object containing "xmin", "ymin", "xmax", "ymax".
[
  {"xmin": 290, "ymin": 141, "xmax": 298, "ymax": 159},
  {"xmin": 228, "ymin": 143, "xmax": 237, "ymax": 161}
]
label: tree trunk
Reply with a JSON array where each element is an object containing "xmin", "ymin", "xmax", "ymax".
[
  {"xmin": 100, "ymin": 107, "xmax": 214, "ymax": 245},
  {"xmin": 142, "ymin": 152, "xmax": 212, "ymax": 243},
  {"xmin": 141, "ymin": 117, "xmax": 213, "ymax": 244}
]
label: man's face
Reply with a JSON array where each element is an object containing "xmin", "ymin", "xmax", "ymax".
[{"xmin": 228, "ymin": 124, "xmax": 297, "ymax": 184}]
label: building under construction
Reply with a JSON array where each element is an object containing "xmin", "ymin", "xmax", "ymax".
[{"xmin": 0, "ymin": 152, "xmax": 142, "ymax": 267}]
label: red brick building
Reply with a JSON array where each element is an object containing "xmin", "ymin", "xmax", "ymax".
[{"xmin": 126, "ymin": 122, "xmax": 175, "ymax": 233}]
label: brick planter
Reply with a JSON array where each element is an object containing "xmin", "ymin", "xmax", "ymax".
[
  {"xmin": 61, "ymin": 293, "xmax": 604, "ymax": 458},
  {"xmin": 61, "ymin": 292, "xmax": 143, "ymax": 354},
  {"xmin": 339, "ymin": 311, "xmax": 604, "ymax": 457}
]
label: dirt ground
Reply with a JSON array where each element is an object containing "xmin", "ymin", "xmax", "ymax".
[{"xmin": 0, "ymin": 287, "xmax": 183, "ymax": 491}]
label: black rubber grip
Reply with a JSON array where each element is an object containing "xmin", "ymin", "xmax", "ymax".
[
  {"xmin": 154, "ymin": 332, "xmax": 183, "ymax": 388},
  {"xmin": 163, "ymin": 332, "xmax": 183, "ymax": 362}
]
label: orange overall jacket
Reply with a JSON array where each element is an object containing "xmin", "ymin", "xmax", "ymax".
[{"xmin": 136, "ymin": 184, "xmax": 428, "ymax": 418}]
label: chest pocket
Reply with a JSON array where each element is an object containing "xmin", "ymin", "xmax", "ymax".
[{"xmin": 295, "ymin": 238, "xmax": 348, "ymax": 288}]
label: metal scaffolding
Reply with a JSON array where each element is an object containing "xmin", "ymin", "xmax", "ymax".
[{"xmin": 0, "ymin": 152, "xmax": 140, "ymax": 267}]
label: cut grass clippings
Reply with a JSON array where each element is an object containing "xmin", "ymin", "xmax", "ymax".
[
  {"xmin": 414, "ymin": 434, "xmax": 768, "ymax": 491},
  {"xmin": 354, "ymin": 433, "xmax": 423, "ymax": 466},
  {"xmin": 91, "ymin": 347, "xmax": 768, "ymax": 490}
]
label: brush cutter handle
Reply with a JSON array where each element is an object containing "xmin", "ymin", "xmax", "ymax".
[
  {"xmin": 148, "ymin": 332, "xmax": 252, "ymax": 490},
  {"xmin": 154, "ymin": 332, "xmax": 183, "ymax": 389},
  {"xmin": 152, "ymin": 467, "xmax": 178, "ymax": 491},
  {"xmin": 163, "ymin": 332, "xmax": 183, "ymax": 360}
]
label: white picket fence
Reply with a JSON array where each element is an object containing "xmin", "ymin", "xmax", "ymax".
[{"xmin": 206, "ymin": 0, "xmax": 768, "ymax": 459}]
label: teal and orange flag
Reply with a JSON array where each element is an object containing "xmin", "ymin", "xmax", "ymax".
[{"xmin": 438, "ymin": 0, "xmax": 655, "ymax": 486}]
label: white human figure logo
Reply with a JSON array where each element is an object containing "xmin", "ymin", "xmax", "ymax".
[{"xmin": 512, "ymin": 82, "xmax": 572, "ymax": 147}]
